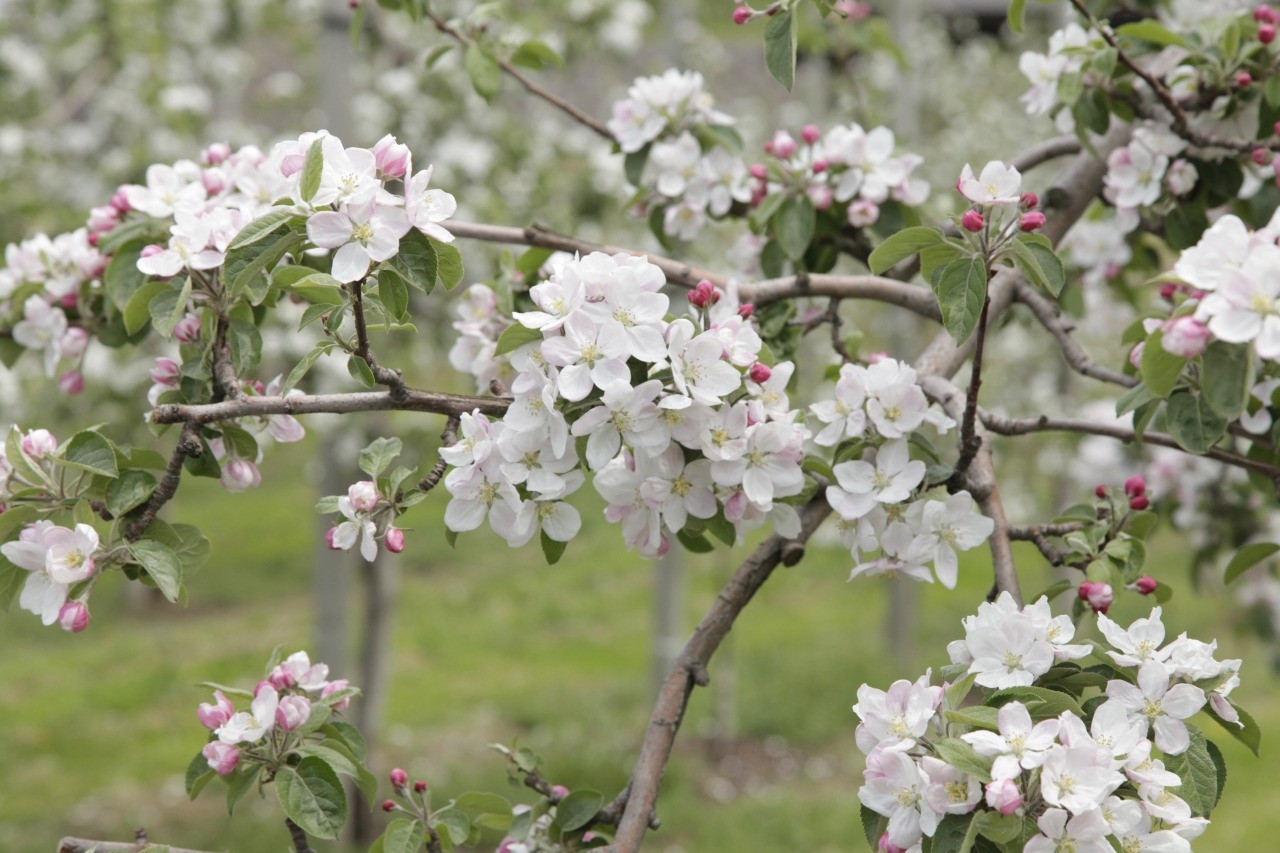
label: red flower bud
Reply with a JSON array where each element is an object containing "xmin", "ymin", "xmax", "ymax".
[
  {"xmin": 1124, "ymin": 475, "xmax": 1146, "ymax": 497},
  {"xmin": 733, "ymin": 5, "xmax": 752, "ymax": 24},
  {"xmin": 1095, "ymin": 484, "xmax": 1107, "ymax": 499},
  {"xmin": 381, "ymin": 799, "xmax": 396, "ymax": 812},
  {"xmin": 414, "ymin": 780, "xmax": 428, "ymax": 793},
  {"xmin": 1159, "ymin": 282, "xmax": 1178, "ymax": 300},
  {"xmin": 1237, "ymin": 71, "xmax": 1254, "ymax": 87},
  {"xmin": 961, "ymin": 210, "xmax": 984, "ymax": 233},
  {"xmin": 738, "ymin": 303, "xmax": 755, "ymax": 319},
  {"xmin": 1135, "ymin": 576, "xmax": 1158, "ymax": 595},
  {"xmin": 390, "ymin": 768, "xmax": 408, "ymax": 788},
  {"xmin": 1019, "ymin": 212, "xmax": 1047, "ymax": 232},
  {"xmin": 1020, "ymin": 192, "xmax": 1039, "ymax": 209},
  {"xmin": 801, "ymin": 124, "xmax": 821, "ymax": 144},
  {"xmin": 749, "ymin": 362, "xmax": 772, "ymax": 383},
  {"xmin": 385, "ymin": 528, "xmax": 406, "ymax": 553},
  {"xmin": 1263, "ymin": 23, "xmax": 1277, "ymax": 43},
  {"xmin": 1129, "ymin": 495, "xmax": 1150, "ymax": 511}
]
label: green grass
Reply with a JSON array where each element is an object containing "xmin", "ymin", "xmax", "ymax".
[{"xmin": 1, "ymin": 440, "xmax": 1277, "ymax": 850}]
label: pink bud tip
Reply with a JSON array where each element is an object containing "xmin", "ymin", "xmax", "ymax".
[
  {"xmin": 801, "ymin": 124, "xmax": 821, "ymax": 144},
  {"xmin": 748, "ymin": 362, "xmax": 772, "ymax": 384},
  {"xmin": 381, "ymin": 799, "xmax": 396, "ymax": 812},
  {"xmin": 1265, "ymin": 24, "xmax": 1278, "ymax": 43},
  {"xmin": 390, "ymin": 768, "xmax": 409, "ymax": 787},
  {"xmin": 1078, "ymin": 581, "xmax": 1114, "ymax": 614},
  {"xmin": 1135, "ymin": 576, "xmax": 1158, "ymax": 595},
  {"xmin": 551, "ymin": 785, "xmax": 571, "ymax": 799},
  {"xmin": 1159, "ymin": 283, "xmax": 1178, "ymax": 300},
  {"xmin": 58, "ymin": 601, "xmax": 90, "ymax": 633},
  {"xmin": 1124, "ymin": 475, "xmax": 1146, "ymax": 497},
  {"xmin": 1255, "ymin": 147, "xmax": 1273, "ymax": 166},
  {"xmin": 139, "ymin": 244, "xmax": 165, "ymax": 258},
  {"xmin": 737, "ymin": 303, "xmax": 755, "ymax": 319},
  {"xmin": 414, "ymin": 780, "xmax": 428, "ymax": 793},
  {"xmin": 59, "ymin": 371, "xmax": 85, "ymax": 396},
  {"xmin": 1129, "ymin": 495, "xmax": 1150, "ymax": 511},
  {"xmin": 1019, "ymin": 212, "xmax": 1046, "ymax": 232},
  {"xmin": 749, "ymin": 163, "xmax": 768, "ymax": 181},
  {"xmin": 1020, "ymin": 192, "xmax": 1038, "ymax": 209},
  {"xmin": 1237, "ymin": 72, "xmax": 1254, "ymax": 87},
  {"xmin": 733, "ymin": 5, "xmax": 752, "ymax": 24},
  {"xmin": 811, "ymin": 159, "xmax": 828, "ymax": 173},
  {"xmin": 385, "ymin": 528, "xmax": 406, "ymax": 553},
  {"xmin": 1258, "ymin": 6, "xmax": 1280, "ymax": 25},
  {"xmin": 1095, "ymin": 484, "xmax": 1107, "ymax": 499},
  {"xmin": 325, "ymin": 528, "xmax": 341, "ymax": 550},
  {"xmin": 961, "ymin": 210, "xmax": 984, "ymax": 233},
  {"xmin": 87, "ymin": 232, "xmax": 100, "ymax": 247}
]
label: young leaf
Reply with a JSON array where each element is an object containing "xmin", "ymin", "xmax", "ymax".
[
  {"xmin": 1201, "ymin": 341, "xmax": 1251, "ymax": 419},
  {"xmin": 130, "ymin": 540, "xmax": 183, "ymax": 602},
  {"xmin": 360, "ymin": 437, "xmax": 403, "ymax": 479},
  {"xmin": 464, "ymin": 44, "xmax": 502, "ymax": 101},
  {"xmin": 1007, "ymin": 0, "xmax": 1026, "ymax": 33},
  {"xmin": 61, "ymin": 430, "xmax": 119, "ymax": 478},
  {"xmin": 555, "ymin": 789, "xmax": 603, "ymax": 832},
  {"xmin": 541, "ymin": 530, "xmax": 567, "ymax": 565},
  {"xmin": 764, "ymin": 9, "xmax": 797, "ymax": 91},
  {"xmin": 431, "ymin": 238, "xmax": 465, "ymax": 290},
  {"xmin": 495, "ymin": 323, "xmax": 544, "ymax": 356},
  {"xmin": 300, "ymin": 137, "xmax": 325, "ymax": 203},
  {"xmin": 1165, "ymin": 391, "xmax": 1228, "ymax": 454},
  {"xmin": 1163, "ymin": 726, "xmax": 1221, "ymax": 817},
  {"xmin": 276, "ymin": 756, "xmax": 348, "ymax": 839},
  {"xmin": 1223, "ymin": 542, "xmax": 1280, "ymax": 585},
  {"xmin": 1010, "ymin": 239, "xmax": 1066, "ymax": 297},
  {"xmin": 1140, "ymin": 330, "xmax": 1188, "ymax": 399},
  {"xmin": 868, "ymin": 226, "xmax": 943, "ymax": 274},
  {"xmin": 510, "ymin": 39, "xmax": 564, "ymax": 69},
  {"xmin": 386, "ymin": 229, "xmax": 438, "ymax": 292},
  {"xmin": 105, "ymin": 470, "xmax": 158, "ymax": 517},
  {"xmin": 933, "ymin": 257, "xmax": 987, "ymax": 344},
  {"xmin": 347, "ymin": 355, "xmax": 376, "ymax": 388},
  {"xmin": 378, "ymin": 818, "xmax": 425, "ymax": 853},
  {"xmin": 775, "ymin": 196, "xmax": 816, "ymax": 261}
]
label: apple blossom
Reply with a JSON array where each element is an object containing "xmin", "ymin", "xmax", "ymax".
[
  {"xmin": 827, "ymin": 439, "xmax": 925, "ymax": 522},
  {"xmin": 385, "ymin": 528, "xmax": 405, "ymax": 553},
  {"xmin": 20, "ymin": 428, "xmax": 58, "ymax": 459},
  {"xmin": 1097, "ymin": 607, "xmax": 1169, "ymax": 668},
  {"xmin": 1105, "ymin": 661, "xmax": 1206, "ymax": 754},
  {"xmin": 909, "ymin": 492, "xmax": 994, "ymax": 589},
  {"xmin": 958, "ymin": 161, "xmax": 1022, "ymax": 205},
  {"xmin": 275, "ymin": 695, "xmax": 312, "ymax": 731},
  {"xmin": 1078, "ymin": 580, "xmax": 1114, "ymax": 614},
  {"xmin": 202, "ymin": 741, "xmax": 240, "ymax": 776},
  {"xmin": 858, "ymin": 749, "xmax": 932, "ymax": 848},
  {"xmin": 220, "ymin": 459, "xmax": 261, "ymax": 493},
  {"xmin": 404, "ymin": 166, "xmax": 457, "ymax": 242},
  {"xmin": 852, "ymin": 670, "xmax": 943, "ymax": 754},
  {"xmin": 12, "ymin": 296, "xmax": 68, "ymax": 376},
  {"xmin": 962, "ymin": 701, "xmax": 1060, "ymax": 780},
  {"xmin": 542, "ymin": 311, "xmax": 631, "ymax": 402},
  {"xmin": 1024, "ymin": 807, "xmax": 1111, "ymax": 853},
  {"xmin": 216, "ymin": 684, "xmax": 279, "ymax": 744},
  {"xmin": 198, "ymin": 690, "xmax": 235, "ymax": 730},
  {"xmin": 306, "ymin": 197, "xmax": 412, "ymax": 284},
  {"xmin": 984, "ymin": 778, "xmax": 1021, "ymax": 815}
]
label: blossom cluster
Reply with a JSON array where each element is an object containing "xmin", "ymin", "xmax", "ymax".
[
  {"xmin": 196, "ymin": 650, "xmax": 353, "ymax": 777},
  {"xmin": 814, "ymin": 358, "xmax": 990, "ymax": 588},
  {"xmin": 856, "ymin": 594, "xmax": 1242, "ymax": 852},
  {"xmin": 323, "ymin": 479, "xmax": 406, "ymax": 562},
  {"xmin": 443, "ymin": 252, "xmax": 808, "ymax": 557}
]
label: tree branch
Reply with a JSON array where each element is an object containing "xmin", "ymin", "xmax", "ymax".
[
  {"xmin": 57, "ymin": 838, "xmax": 217, "ymax": 853},
  {"xmin": 418, "ymin": 415, "xmax": 460, "ymax": 493},
  {"xmin": 285, "ymin": 818, "xmax": 314, "ymax": 853},
  {"xmin": 1012, "ymin": 135, "xmax": 1084, "ymax": 172},
  {"xmin": 424, "ymin": 10, "xmax": 615, "ymax": 142},
  {"xmin": 1015, "ymin": 281, "xmax": 1137, "ymax": 388},
  {"xmin": 947, "ymin": 296, "xmax": 992, "ymax": 488},
  {"xmin": 122, "ymin": 422, "xmax": 201, "ymax": 542},
  {"xmin": 151, "ymin": 388, "xmax": 511, "ymax": 426},
  {"xmin": 211, "ymin": 316, "xmax": 243, "ymax": 402},
  {"xmin": 351, "ymin": 280, "xmax": 408, "ymax": 399}
]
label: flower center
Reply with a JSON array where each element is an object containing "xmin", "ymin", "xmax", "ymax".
[
  {"xmin": 352, "ymin": 222, "xmax": 374, "ymax": 244},
  {"xmin": 1002, "ymin": 652, "xmax": 1023, "ymax": 671}
]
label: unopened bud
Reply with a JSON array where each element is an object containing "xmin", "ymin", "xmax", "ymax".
[
  {"xmin": 325, "ymin": 528, "xmax": 341, "ymax": 550},
  {"xmin": 58, "ymin": 601, "xmax": 90, "ymax": 633},
  {"xmin": 1078, "ymin": 581, "xmax": 1114, "ymax": 614},
  {"xmin": 1254, "ymin": 147, "xmax": 1273, "ymax": 166},
  {"xmin": 749, "ymin": 163, "xmax": 768, "ymax": 181},
  {"xmin": 1159, "ymin": 282, "xmax": 1178, "ymax": 300},
  {"xmin": 1019, "ymin": 212, "xmax": 1046, "ymax": 232},
  {"xmin": 203, "ymin": 142, "xmax": 232, "ymax": 165},
  {"xmin": 961, "ymin": 210, "xmax": 984, "ymax": 233},
  {"xmin": 769, "ymin": 130, "xmax": 797, "ymax": 159},
  {"xmin": 806, "ymin": 183, "xmax": 833, "ymax": 211},
  {"xmin": 801, "ymin": 124, "xmax": 822, "ymax": 144},
  {"xmin": 59, "ymin": 370, "xmax": 85, "ymax": 395},
  {"xmin": 732, "ymin": 5, "xmax": 752, "ymax": 24},
  {"xmin": 1020, "ymin": 192, "xmax": 1038, "ymax": 209},
  {"xmin": 382, "ymin": 799, "xmax": 396, "ymax": 813},
  {"xmin": 385, "ymin": 528, "xmax": 406, "ymax": 553},
  {"xmin": 1124, "ymin": 475, "xmax": 1146, "ymax": 497},
  {"xmin": 1135, "ymin": 576, "xmax": 1158, "ymax": 595},
  {"xmin": 1095, "ymin": 484, "xmax": 1107, "ymax": 499},
  {"xmin": 551, "ymin": 785, "xmax": 571, "ymax": 799},
  {"xmin": 1237, "ymin": 71, "xmax": 1254, "ymax": 87},
  {"xmin": 749, "ymin": 362, "xmax": 772, "ymax": 383},
  {"xmin": 811, "ymin": 158, "xmax": 829, "ymax": 173},
  {"xmin": 390, "ymin": 768, "xmax": 409, "ymax": 788},
  {"xmin": 414, "ymin": 780, "xmax": 428, "ymax": 793},
  {"xmin": 737, "ymin": 303, "xmax": 754, "ymax": 319},
  {"xmin": 1129, "ymin": 495, "xmax": 1150, "ymax": 511},
  {"xmin": 174, "ymin": 312, "xmax": 202, "ymax": 344},
  {"xmin": 688, "ymin": 279, "xmax": 722, "ymax": 308},
  {"xmin": 372, "ymin": 134, "xmax": 411, "ymax": 178},
  {"xmin": 140, "ymin": 244, "xmax": 165, "ymax": 259}
]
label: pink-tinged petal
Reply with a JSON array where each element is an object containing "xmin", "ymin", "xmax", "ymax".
[
  {"xmin": 330, "ymin": 242, "xmax": 371, "ymax": 283},
  {"xmin": 1160, "ymin": 684, "xmax": 1206, "ymax": 720},
  {"xmin": 20, "ymin": 572, "xmax": 67, "ymax": 625},
  {"xmin": 307, "ymin": 211, "xmax": 354, "ymax": 249},
  {"xmin": 444, "ymin": 498, "xmax": 487, "ymax": 532}
]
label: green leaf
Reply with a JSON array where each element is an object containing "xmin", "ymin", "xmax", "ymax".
[
  {"xmin": 105, "ymin": 241, "xmax": 149, "ymax": 310},
  {"xmin": 347, "ymin": 355, "xmax": 376, "ymax": 388},
  {"xmin": 222, "ymin": 209, "xmax": 299, "ymax": 301},
  {"xmin": 276, "ymin": 756, "xmax": 348, "ymax": 840},
  {"xmin": 360, "ymin": 437, "xmax": 403, "ymax": 479},
  {"xmin": 1223, "ymin": 542, "xmax": 1280, "ymax": 585},
  {"xmin": 1205, "ymin": 701, "xmax": 1261, "ymax": 757},
  {"xmin": 283, "ymin": 342, "xmax": 336, "ymax": 394},
  {"xmin": 149, "ymin": 277, "xmax": 191, "ymax": 339},
  {"xmin": 974, "ymin": 811, "xmax": 1024, "ymax": 844},
  {"xmin": 62, "ymin": 430, "xmax": 119, "ymax": 477},
  {"xmin": 300, "ymin": 137, "xmax": 324, "ymax": 203},
  {"xmin": 495, "ymin": 322, "xmax": 543, "ymax": 356},
  {"xmin": 144, "ymin": 522, "xmax": 210, "ymax": 574},
  {"xmin": 933, "ymin": 257, "xmax": 987, "ymax": 344},
  {"xmin": 379, "ymin": 270, "xmax": 410, "ymax": 321},
  {"xmin": 920, "ymin": 241, "xmax": 966, "ymax": 284},
  {"xmin": 434, "ymin": 807, "xmax": 471, "ymax": 845},
  {"xmin": 1116, "ymin": 19, "xmax": 1189, "ymax": 48},
  {"xmin": 775, "ymin": 196, "xmax": 816, "ymax": 261},
  {"xmin": 860, "ymin": 805, "xmax": 887, "ymax": 850},
  {"xmin": 763, "ymin": 9, "xmax": 797, "ymax": 90},
  {"xmin": 229, "ymin": 318, "xmax": 263, "ymax": 376},
  {"xmin": 990, "ymin": 686, "xmax": 1084, "ymax": 719},
  {"xmin": 623, "ymin": 148, "xmax": 649, "ymax": 187},
  {"xmin": 1165, "ymin": 391, "xmax": 1228, "ymax": 454},
  {"xmin": 555, "ymin": 789, "xmax": 603, "ymax": 833},
  {"xmin": 185, "ymin": 750, "xmax": 215, "ymax": 801},
  {"xmin": 868, "ymin": 227, "xmax": 944, "ymax": 274},
  {"xmin": 464, "ymin": 43, "xmax": 502, "ymax": 100},
  {"xmin": 944, "ymin": 705, "xmax": 1000, "ymax": 731},
  {"xmin": 1201, "ymin": 341, "xmax": 1251, "ymax": 419},
  {"xmin": 932, "ymin": 738, "xmax": 993, "ymax": 783},
  {"xmin": 541, "ymin": 530, "xmax": 567, "ymax": 565},
  {"xmin": 1141, "ymin": 330, "xmax": 1188, "ymax": 398},
  {"xmin": 321, "ymin": 721, "xmax": 369, "ymax": 761},
  {"xmin": 1007, "ymin": 0, "xmax": 1026, "ymax": 32},
  {"xmin": 105, "ymin": 470, "xmax": 158, "ymax": 517},
  {"xmin": 387, "ymin": 229, "xmax": 438, "ymax": 293},
  {"xmin": 130, "ymin": 540, "xmax": 183, "ymax": 603},
  {"xmin": 455, "ymin": 791, "xmax": 512, "ymax": 830},
  {"xmin": 510, "ymin": 39, "xmax": 564, "ymax": 69},
  {"xmin": 291, "ymin": 742, "xmax": 377, "ymax": 804},
  {"xmin": 378, "ymin": 818, "xmax": 425, "ymax": 853},
  {"xmin": 123, "ymin": 281, "xmax": 171, "ymax": 334},
  {"xmin": 288, "ymin": 272, "xmax": 348, "ymax": 305},
  {"xmin": 432, "ymin": 238, "xmax": 465, "ymax": 290},
  {"xmin": 930, "ymin": 812, "xmax": 974, "ymax": 853},
  {"xmin": 225, "ymin": 765, "xmax": 259, "ymax": 814},
  {"xmin": 1164, "ymin": 726, "xmax": 1221, "ymax": 817},
  {"xmin": 1010, "ymin": 239, "xmax": 1066, "ymax": 297}
]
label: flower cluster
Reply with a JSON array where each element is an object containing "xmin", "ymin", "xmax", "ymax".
[
  {"xmin": 607, "ymin": 69, "xmax": 733, "ymax": 155},
  {"xmin": 813, "ymin": 358, "xmax": 990, "ymax": 588},
  {"xmin": 449, "ymin": 282, "xmax": 515, "ymax": 394},
  {"xmin": 323, "ymin": 479, "xmax": 405, "ymax": 562},
  {"xmin": 0, "ymin": 517, "xmax": 98, "ymax": 630},
  {"xmin": 856, "ymin": 594, "xmax": 1243, "ymax": 852},
  {"xmin": 444, "ymin": 254, "xmax": 809, "ymax": 557},
  {"xmin": 196, "ymin": 650, "xmax": 354, "ymax": 777}
]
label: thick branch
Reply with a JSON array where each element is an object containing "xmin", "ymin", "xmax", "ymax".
[
  {"xmin": 211, "ymin": 317, "xmax": 243, "ymax": 402},
  {"xmin": 1012, "ymin": 135, "xmax": 1084, "ymax": 172},
  {"xmin": 607, "ymin": 497, "xmax": 833, "ymax": 850},
  {"xmin": 424, "ymin": 11, "xmax": 614, "ymax": 141},
  {"xmin": 285, "ymin": 818, "xmax": 314, "ymax": 853},
  {"xmin": 981, "ymin": 411, "xmax": 1280, "ymax": 478},
  {"xmin": 151, "ymin": 389, "xmax": 511, "ymax": 426},
  {"xmin": 122, "ymin": 422, "xmax": 200, "ymax": 542},
  {"xmin": 57, "ymin": 839, "xmax": 217, "ymax": 853},
  {"xmin": 1015, "ymin": 282, "xmax": 1137, "ymax": 388},
  {"xmin": 417, "ymin": 415, "xmax": 460, "ymax": 493}
]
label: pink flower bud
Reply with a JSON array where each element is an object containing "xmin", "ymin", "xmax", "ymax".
[
  {"xmin": 806, "ymin": 183, "xmax": 833, "ymax": 211},
  {"xmin": 372, "ymin": 134, "xmax": 412, "ymax": 178},
  {"xmin": 59, "ymin": 327, "xmax": 89, "ymax": 360},
  {"xmin": 961, "ymin": 210, "xmax": 984, "ymax": 233},
  {"xmin": 276, "ymin": 695, "xmax": 312, "ymax": 731},
  {"xmin": 150, "ymin": 357, "xmax": 181, "ymax": 387},
  {"xmin": 1254, "ymin": 147, "xmax": 1273, "ymax": 167},
  {"xmin": 847, "ymin": 199, "xmax": 880, "ymax": 228},
  {"xmin": 60, "ymin": 293, "xmax": 79, "ymax": 310},
  {"xmin": 1160, "ymin": 316, "xmax": 1210, "ymax": 358},
  {"xmin": 1159, "ymin": 283, "xmax": 1178, "ymax": 300},
  {"xmin": 1135, "ymin": 576, "xmax": 1158, "ymax": 595},
  {"xmin": 87, "ymin": 205, "xmax": 119, "ymax": 233},
  {"xmin": 21, "ymin": 429, "xmax": 57, "ymax": 459},
  {"xmin": 801, "ymin": 124, "xmax": 821, "ymax": 144},
  {"xmin": 1129, "ymin": 341, "xmax": 1144, "ymax": 369},
  {"xmin": 201, "ymin": 168, "xmax": 227, "ymax": 196},
  {"xmin": 203, "ymin": 142, "xmax": 232, "ymax": 165},
  {"xmin": 348, "ymin": 480, "xmax": 380, "ymax": 512},
  {"xmin": 1019, "ymin": 211, "xmax": 1046, "ymax": 232},
  {"xmin": 1095, "ymin": 484, "xmax": 1107, "ymax": 499},
  {"xmin": 749, "ymin": 362, "xmax": 772, "ymax": 383},
  {"xmin": 414, "ymin": 780, "xmax": 427, "ymax": 793},
  {"xmin": 1124, "ymin": 475, "xmax": 1146, "ymax": 497},
  {"xmin": 877, "ymin": 833, "xmax": 908, "ymax": 853},
  {"xmin": 1078, "ymin": 581, "xmax": 1114, "ymax": 614},
  {"xmin": 139, "ymin": 243, "xmax": 165, "ymax": 259},
  {"xmin": 749, "ymin": 163, "xmax": 768, "ymax": 181},
  {"xmin": 58, "ymin": 600, "xmax": 90, "ymax": 633},
  {"xmin": 984, "ymin": 778, "xmax": 1022, "ymax": 815},
  {"xmin": 1129, "ymin": 495, "xmax": 1150, "ymax": 511},
  {"xmin": 390, "ymin": 768, "xmax": 409, "ymax": 788},
  {"xmin": 385, "ymin": 528, "xmax": 406, "ymax": 553},
  {"xmin": 203, "ymin": 741, "xmax": 240, "ymax": 776},
  {"xmin": 811, "ymin": 158, "xmax": 829, "ymax": 173},
  {"xmin": 1238, "ymin": 71, "xmax": 1254, "ymax": 87},
  {"xmin": 732, "ymin": 5, "xmax": 752, "ymax": 24},
  {"xmin": 769, "ymin": 130, "xmax": 797, "ymax": 159},
  {"xmin": 325, "ymin": 528, "xmax": 341, "ymax": 550},
  {"xmin": 688, "ymin": 279, "xmax": 722, "ymax": 308},
  {"xmin": 59, "ymin": 371, "xmax": 85, "ymax": 395},
  {"xmin": 1020, "ymin": 192, "xmax": 1038, "ymax": 209},
  {"xmin": 382, "ymin": 799, "xmax": 396, "ymax": 813},
  {"xmin": 1261, "ymin": 6, "xmax": 1280, "ymax": 25},
  {"xmin": 220, "ymin": 460, "xmax": 262, "ymax": 493},
  {"xmin": 198, "ymin": 690, "xmax": 235, "ymax": 729},
  {"xmin": 322, "ymin": 678, "xmax": 351, "ymax": 710},
  {"xmin": 866, "ymin": 351, "xmax": 889, "ymax": 364},
  {"xmin": 551, "ymin": 785, "xmax": 571, "ymax": 799},
  {"xmin": 737, "ymin": 303, "xmax": 755, "ymax": 319},
  {"xmin": 173, "ymin": 312, "xmax": 202, "ymax": 344},
  {"xmin": 110, "ymin": 189, "xmax": 132, "ymax": 213}
]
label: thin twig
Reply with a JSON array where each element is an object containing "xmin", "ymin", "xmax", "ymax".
[
  {"xmin": 351, "ymin": 280, "xmax": 408, "ymax": 399},
  {"xmin": 424, "ymin": 10, "xmax": 615, "ymax": 141},
  {"xmin": 285, "ymin": 818, "xmax": 314, "ymax": 853},
  {"xmin": 1009, "ymin": 522, "xmax": 1089, "ymax": 540},
  {"xmin": 57, "ymin": 838, "xmax": 217, "ymax": 853},
  {"xmin": 417, "ymin": 415, "xmax": 460, "ymax": 492},
  {"xmin": 947, "ymin": 295, "xmax": 992, "ymax": 489},
  {"xmin": 122, "ymin": 422, "xmax": 201, "ymax": 542},
  {"xmin": 151, "ymin": 388, "xmax": 511, "ymax": 426},
  {"xmin": 211, "ymin": 316, "xmax": 243, "ymax": 402},
  {"xmin": 1015, "ymin": 281, "xmax": 1136, "ymax": 388}
]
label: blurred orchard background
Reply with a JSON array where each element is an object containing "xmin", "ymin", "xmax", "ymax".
[{"xmin": 2, "ymin": 0, "xmax": 1279, "ymax": 850}]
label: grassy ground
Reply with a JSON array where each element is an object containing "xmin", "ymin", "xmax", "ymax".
[{"xmin": 1, "ymin": 439, "xmax": 1276, "ymax": 851}]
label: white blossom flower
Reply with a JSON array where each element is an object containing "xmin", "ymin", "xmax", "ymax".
[
  {"xmin": 962, "ymin": 701, "xmax": 1059, "ymax": 780},
  {"xmin": 858, "ymin": 750, "xmax": 932, "ymax": 849},
  {"xmin": 11, "ymin": 296, "xmax": 68, "ymax": 376},
  {"xmin": 958, "ymin": 161, "xmax": 1022, "ymax": 206},
  {"xmin": 217, "ymin": 685, "xmax": 279, "ymax": 744},
  {"xmin": 1097, "ymin": 607, "xmax": 1169, "ymax": 668},
  {"xmin": 908, "ymin": 492, "xmax": 993, "ymax": 588},
  {"xmin": 1105, "ymin": 661, "xmax": 1206, "ymax": 754},
  {"xmin": 852, "ymin": 670, "xmax": 942, "ymax": 754},
  {"xmin": 1024, "ymin": 807, "xmax": 1112, "ymax": 853},
  {"xmin": 541, "ymin": 311, "xmax": 631, "ymax": 402},
  {"xmin": 404, "ymin": 166, "xmax": 457, "ymax": 243},
  {"xmin": 827, "ymin": 439, "xmax": 925, "ymax": 521},
  {"xmin": 1039, "ymin": 743, "xmax": 1125, "ymax": 814},
  {"xmin": 571, "ymin": 379, "xmax": 666, "ymax": 469},
  {"xmin": 667, "ymin": 319, "xmax": 742, "ymax": 405},
  {"xmin": 811, "ymin": 363, "xmax": 869, "ymax": 446},
  {"xmin": 965, "ymin": 615, "xmax": 1055, "ymax": 689},
  {"xmin": 307, "ymin": 198, "xmax": 412, "ymax": 284}
]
